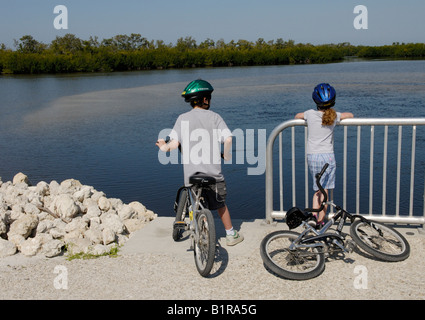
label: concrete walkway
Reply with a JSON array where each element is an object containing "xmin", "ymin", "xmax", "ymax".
[
  {"xmin": 121, "ymin": 215, "xmax": 422, "ymax": 260},
  {"xmin": 121, "ymin": 216, "xmax": 276, "ymax": 262},
  {"xmin": 1, "ymin": 215, "xmax": 424, "ymax": 300}
]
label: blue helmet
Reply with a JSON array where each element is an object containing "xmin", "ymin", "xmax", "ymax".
[{"xmin": 312, "ymin": 83, "xmax": 336, "ymax": 109}]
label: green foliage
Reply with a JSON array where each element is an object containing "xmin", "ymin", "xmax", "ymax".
[
  {"xmin": 1, "ymin": 34, "xmax": 424, "ymax": 74},
  {"xmin": 356, "ymin": 43, "xmax": 425, "ymax": 59},
  {"xmin": 65, "ymin": 243, "xmax": 120, "ymax": 261}
]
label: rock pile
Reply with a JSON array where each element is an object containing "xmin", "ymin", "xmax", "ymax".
[{"xmin": 0, "ymin": 173, "xmax": 156, "ymax": 258}]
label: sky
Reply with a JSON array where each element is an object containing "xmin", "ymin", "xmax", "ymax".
[{"xmin": 0, "ymin": 0, "xmax": 424, "ymax": 48}]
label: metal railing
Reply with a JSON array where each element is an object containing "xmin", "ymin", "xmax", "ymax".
[{"xmin": 265, "ymin": 118, "xmax": 425, "ymax": 225}]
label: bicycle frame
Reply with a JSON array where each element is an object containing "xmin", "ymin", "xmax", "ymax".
[
  {"xmin": 289, "ymin": 201, "xmax": 369, "ymax": 252},
  {"xmin": 176, "ymin": 185, "xmax": 207, "ymax": 244}
]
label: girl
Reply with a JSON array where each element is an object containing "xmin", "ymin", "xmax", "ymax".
[{"xmin": 295, "ymin": 83, "xmax": 354, "ymax": 228}]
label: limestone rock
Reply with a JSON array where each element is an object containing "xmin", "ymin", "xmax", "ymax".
[
  {"xmin": 13, "ymin": 172, "xmax": 30, "ymax": 185},
  {"xmin": 84, "ymin": 228, "xmax": 102, "ymax": 245},
  {"xmin": 0, "ymin": 238, "xmax": 17, "ymax": 258},
  {"xmin": 89, "ymin": 243, "xmax": 112, "ymax": 256},
  {"xmin": 51, "ymin": 194, "xmax": 80, "ymax": 222},
  {"xmin": 68, "ymin": 238, "xmax": 91, "ymax": 255},
  {"xmin": 101, "ymin": 212, "xmax": 126, "ymax": 234},
  {"xmin": 20, "ymin": 237, "xmax": 43, "ymax": 256},
  {"xmin": 102, "ymin": 228, "xmax": 116, "ymax": 245},
  {"xmin": 42, "ymin": 239, "xmax": 64, "ymax": 258},
  {"xmin": 0, "ymin": 173, "xmax": 156, "ymax": 258},
  {"xmin": 98, "ymin": 196, "xmax": 111, "ymax": 211},
  {"xmin": 118, "ymin": 204, "xmax": 136, "ymax": 220},
  {"xmin": 8, "ymin": 214, "xmax": 39, "ymax": 238}
]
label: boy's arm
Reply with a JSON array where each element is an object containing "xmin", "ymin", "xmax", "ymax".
[
  {"xmin": 156, "ymin": 138, "xmax": 180, "ymax": 152},
  {"xmin": 223, "ymin": 136, "xmax": 232, "ymax": 161}
]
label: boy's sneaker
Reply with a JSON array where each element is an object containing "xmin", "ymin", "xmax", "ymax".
[{"xmin": 226, "ymin": 230, "xmax": 244, "ymax": 246}]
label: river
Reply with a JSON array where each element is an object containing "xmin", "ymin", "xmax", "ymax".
[{"xmin": 1, "ymin": 59, "xmax": 424, "ymax": 219}]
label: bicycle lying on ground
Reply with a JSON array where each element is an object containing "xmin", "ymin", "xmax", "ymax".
[
  {"xmin": 172, "ymin": 174, "xmax": 217, "ymax": 277},
  {"xmin": 260, "ymin": 163, "xmax": 410, "ymax": 281}
]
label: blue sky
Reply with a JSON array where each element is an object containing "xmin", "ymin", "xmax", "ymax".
[{"xmin": 1, "ymin": 0, "xmax": 424, "ymax": 48}]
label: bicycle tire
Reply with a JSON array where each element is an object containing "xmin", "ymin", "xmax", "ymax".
[
  {"xmin": 194, "ymin": 209, "xmax": 216, "ymax": 277},
  {"xmin": 172, "ymin": 188, "xmax": 188, "ymax": 241},
  {"xmin": 350, "ymin": 220, "xmax": 410, "ymax": 262},
  {"xmin": 260, "ymin": 230, "xmax": 325, "ymax": 281}
]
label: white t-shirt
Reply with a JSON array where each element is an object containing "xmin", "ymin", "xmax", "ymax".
[
  {"xmin": 304, "ymin": 109, "xmax": 341, "ymax": 154},
  {"xmin": 170, "ymin": 108, "xmax": 232, "ymax": 185}
]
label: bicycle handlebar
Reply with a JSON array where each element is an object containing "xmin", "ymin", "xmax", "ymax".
[
  {"xmin": 305, "ymin": 163, "xmax": 329, "ymax": 213},
  {"xmin": 317, "ymin": 163, "xmax": 329, "ymax": 179}
]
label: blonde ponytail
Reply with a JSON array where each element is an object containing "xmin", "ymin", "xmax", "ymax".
[{"xmin": 322, "ymin": 108, "xmax": 337, "ymax": 126}]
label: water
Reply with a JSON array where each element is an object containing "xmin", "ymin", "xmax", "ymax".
[{"xmin": 1, "ymin": 60, "xmax": 424, "ymax": 220}]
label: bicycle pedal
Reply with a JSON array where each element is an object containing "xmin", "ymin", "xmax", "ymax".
[
  {"xmin": 345, "ymin": 240, "xmax": 357, "ymax": 253},
  {"xmin": 173, "ymin": 221, "xmax": 188, "ymax": 230}
]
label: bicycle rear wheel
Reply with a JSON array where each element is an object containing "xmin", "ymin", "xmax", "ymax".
[
  {"xmin": 350, "ymin": 220, "xmax": 410, "ymax": 262},
  {"xmin": 194, "ymin": 209, "xmax": 216, "ymax": 277},
  {"xmin": 260, "ymin": 230, "xmax": 325, "ymax": 281}
]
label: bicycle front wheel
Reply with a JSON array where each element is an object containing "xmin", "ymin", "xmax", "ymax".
[
  {"xmin": 260, "ymin": 230, "xmax": 325, "ymax": 281},
  {"xmin": 350, "ymin": 220, "xmax": 410, "ymax": 262},
  {"xmin": 194, "ymin": 209, "xmax": 216, "ymax": 277}
]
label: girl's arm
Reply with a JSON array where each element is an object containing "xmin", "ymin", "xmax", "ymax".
[
  {"xmin": 295, "ymin": 112, "xmax": 305, "ymax": 119},
  {"xmin": 340, "ymin": 112, "xmax": 354, "ymax": 120}
]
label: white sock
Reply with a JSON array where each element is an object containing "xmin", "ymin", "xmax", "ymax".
[{"xmin": 225, "ymin": 227, "xmax": 234, "ymax": 236}]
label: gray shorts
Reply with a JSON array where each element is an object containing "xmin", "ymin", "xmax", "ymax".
[{"xmin": 198, "ymin": 181, "xmax": 227, "ymax": 211}]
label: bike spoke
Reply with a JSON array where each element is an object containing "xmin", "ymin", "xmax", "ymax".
[
  {"xmin": 195, "ymin": 216, "xmax": 211, "ymax": 268},
  {"xmin": 267, "ymin": 236, "xmax": 320, "ymax": 273},
  {"xmin": 357, "ymin": 225, "xmax": 404, "ymax": 255}
]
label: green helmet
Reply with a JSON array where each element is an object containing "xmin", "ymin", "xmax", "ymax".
[{"xmin": 181, "ymin": 79, "xmax": 214, "ymax": 103}]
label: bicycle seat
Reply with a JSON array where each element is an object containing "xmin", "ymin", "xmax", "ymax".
[{"xmin": 189, "ymin": 174, "xmax": 217, "ymax": 187}]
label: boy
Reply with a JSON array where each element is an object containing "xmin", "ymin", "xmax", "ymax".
[{"xmin": 156, "ymin": 79, "xmax": 243, "ymax": 246}]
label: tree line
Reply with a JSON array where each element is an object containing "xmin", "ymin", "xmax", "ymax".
[{"xmin": 0, "ymin": 34, "xmax": 424, "ymax": 74}]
